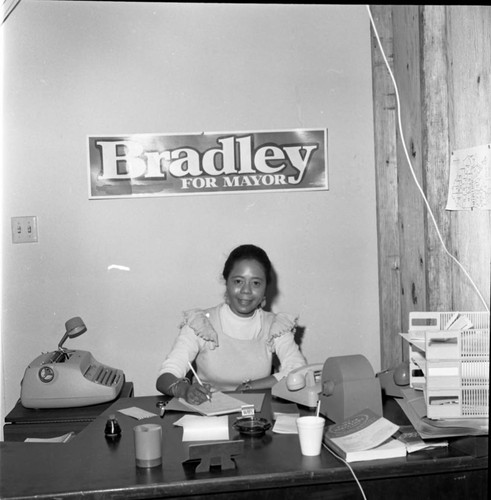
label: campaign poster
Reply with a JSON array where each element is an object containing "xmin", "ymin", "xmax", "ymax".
[{"xmin": 88, "ymin": 128, "xmax": 328, "ymax": 199}]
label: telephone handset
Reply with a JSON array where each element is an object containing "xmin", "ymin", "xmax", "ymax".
[{"xmin": 271, "ymin": 363, "xmax": 323, "ymax": 408}]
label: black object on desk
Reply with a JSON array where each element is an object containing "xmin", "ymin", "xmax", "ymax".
[
  {"xmin": 187, "ymin": 440, "xmax": 245, "ymax": 473},
  {"xmin": 3, "ymin": 381, "xmax": 134, "ymax": 441}
]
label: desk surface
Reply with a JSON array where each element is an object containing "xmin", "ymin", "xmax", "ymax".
[
  {"xmin": 4, "ymin": 382, "xmax": 134, "ymax": 424},
  {"xmin": 0, "ymin": 392, "xmax": 488, "ymax": 500},
  {"xmin": 2, "ymin": 382, "xmax": 135, "ymax": 442}
]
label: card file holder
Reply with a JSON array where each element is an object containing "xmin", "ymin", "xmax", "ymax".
[{"xmin": 402, "ymin": 311, "xmax": 489, "ymax": 420}]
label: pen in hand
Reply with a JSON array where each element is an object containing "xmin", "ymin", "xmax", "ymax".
[{"xmin": 187, "ymin": 361, "xmax": 212, "ymax": 402}]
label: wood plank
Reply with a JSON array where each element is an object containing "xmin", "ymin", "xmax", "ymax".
[
  {"xmin": 447, "ymin": 5, "xmax": 491, "ymax": 311},
  {"xmin": 391, "ymin": 5, "xmax": 428, "ymax": 329},
  {"xmin": 369, "ymin": 5, "xmax": 402, "ymax": 369},
  {"xmin": 420, "ymin": 5, "xmax": 454, "ymax": 311}
]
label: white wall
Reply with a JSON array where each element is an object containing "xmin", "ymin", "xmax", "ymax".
[{"xmin": 1, "ymin": 1, "xmax": 379, "ymax": 432}]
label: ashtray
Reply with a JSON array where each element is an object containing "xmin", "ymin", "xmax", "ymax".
[{"xmin": 233, "ymin": 417, "xmax": 271, "ymax": 437}]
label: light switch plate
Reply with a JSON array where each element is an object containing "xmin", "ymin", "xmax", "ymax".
[{"xmin": 11, "ymin": 216, "xmax": 38, "ymax": 244}]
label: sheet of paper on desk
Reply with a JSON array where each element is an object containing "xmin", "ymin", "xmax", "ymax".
[
  {"xmin": 272, "ymin": 415, "xmax": 299, "ymax": 434},
  {"xmin": 24, "ymin": 432, "xmax": 75, "ymax": 443},
  {"xmin": 118, "ymin": 407, "xmax": 158, "ymax": 420},
  {"xmin": 397, "ymin": 388, "xmax": 488, "ymax": 439},
  {"xmin": 174, "ymin": 415, "xmax": 229, "ymax": 441}
]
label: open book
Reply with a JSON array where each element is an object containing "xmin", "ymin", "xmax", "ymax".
[{"xmin": 323, "ymin": 408, "xmax": 406, "ymax": 462}]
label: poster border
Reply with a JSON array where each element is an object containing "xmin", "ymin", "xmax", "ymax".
[{"xmin": 87, "ymin": 127, "xmax": 329, "ymax": 200}]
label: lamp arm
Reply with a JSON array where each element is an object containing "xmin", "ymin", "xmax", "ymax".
[{"xmin": 57, "ymin": 332, "xmax": 69, "ymax": 350}]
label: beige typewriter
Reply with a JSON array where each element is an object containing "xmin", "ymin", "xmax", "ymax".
[{"xmin": 20, "ymin": 317, "xmax": 125, "ymax": 409}]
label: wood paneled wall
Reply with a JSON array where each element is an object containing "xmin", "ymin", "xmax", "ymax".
[{"xmin": 370, "ymin": 5, "xmax": 491, "ymax": 369}]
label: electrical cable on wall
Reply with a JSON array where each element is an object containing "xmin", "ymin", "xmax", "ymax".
[{"xmin": 366, "ymin": 5, "xmax": 489, "ymax": 313}]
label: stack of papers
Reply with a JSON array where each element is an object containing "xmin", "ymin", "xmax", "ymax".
[
  {"xmin": 271, "ymin": 401, "xmax": 300, "ymax": 433},
  {"xmin": 118, "ymin": 407, "xmax": 158, "ymax": 420},
  {"xmin": 174, "ymin": 392, "xmax": 245, "ymax": 416},
  {"xmin": 397, "ymin": 388, "xmax": 488, "ymax": 438},
  {"xmin": 166, "ymin": 392, "xmax": 265, "ymax": 416},
  {"xmin": 25, "ymin": 432, "xmax": 75, "ymax": 443},
  {"xmin": 174, "ymin": 415, "xmax": 229, "ymax": 441},
  {"xmin": 272, "ymin": 415, "xmax": 299, "ymax": 434},
  {"xmin": 397, "ymin": 425, "xmax": 448, "ymax": 453}
]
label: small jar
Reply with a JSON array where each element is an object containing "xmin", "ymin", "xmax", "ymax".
[{"xmin": 104, "ymin": 414, "xmax": 122, "ymax": 440}]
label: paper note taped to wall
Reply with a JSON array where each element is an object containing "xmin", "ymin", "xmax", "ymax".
[{"xmin": 446, "ymin": 144, "xmax": 491, "ymax": 210}]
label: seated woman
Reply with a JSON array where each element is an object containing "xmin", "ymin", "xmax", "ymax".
[{"xmin": 156, "ymin": 244, "xmax": 307, "ymax": 404}]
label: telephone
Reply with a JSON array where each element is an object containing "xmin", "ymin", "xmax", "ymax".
[
  {"xmin": 20, "ymin": 316, "xmax": 125, "ymax": 409},
  {"xmin": 271, "ymin": 363, "xmax": 323, "ymax": 408}
]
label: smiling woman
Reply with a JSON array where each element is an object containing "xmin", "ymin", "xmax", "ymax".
[
  {"xmin": 156, "ymin": 244, "xmax": 307, "ymax": 403},
  {"xmin": 223, "ymin": 245, "xmax": 270, "ymax": 317}
]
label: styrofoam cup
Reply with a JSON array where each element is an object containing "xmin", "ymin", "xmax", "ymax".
[{"xmin": 296, "ymin": 416, "xmax": 325, "ymax": 456}]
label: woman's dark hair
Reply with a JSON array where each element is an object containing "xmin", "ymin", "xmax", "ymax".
[{"xmin": 222, "ymin": 244, "xmax": 273, "ymax": 285}]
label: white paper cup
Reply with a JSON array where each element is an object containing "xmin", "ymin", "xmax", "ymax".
[
  {"xmin": 134, "ymin": 423, "xmax": 162, "ymax": 468},
  {"xmin": 296, "ymin": 416, "xmax": 325, "ymax": 456}
]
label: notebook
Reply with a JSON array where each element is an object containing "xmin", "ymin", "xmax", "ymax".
[
  {"xmin": 166, "ymin": 391, "xmax": 264, "ymax": 416},
  {"xmin": 176, "ymin": 391, "xmax": 245, "ymax": 416}
]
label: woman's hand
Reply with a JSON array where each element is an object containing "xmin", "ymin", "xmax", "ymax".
[
  {"xmin": 236, "ymin": 380, "xmax": 252, "ymax": 392},
  {"xmin": 184, "ymin": 382, "xmax": 212, "ymax": 405},
  {"xmin": 235, "ymin": 376, "xmax": 277, "ymax": 392}
]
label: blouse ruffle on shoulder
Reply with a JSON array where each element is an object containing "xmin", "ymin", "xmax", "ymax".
[
  {"xmin": 266, "ymin": 312, "xmax": 298, "ymax": 351},
  {"xmin": 180, "ymin": 308, "xmax": 219, "ymax": 349}
]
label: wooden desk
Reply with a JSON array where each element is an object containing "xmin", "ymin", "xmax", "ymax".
[
  {"xmin": 2, "ymin": 382, "xmax": 134, "ymax": 441},
  {"xmin": 0, "ymin": 392, "xmax": 487, "ymax": 499}
]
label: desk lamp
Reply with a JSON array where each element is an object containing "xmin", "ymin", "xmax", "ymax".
[{"xmin": 58, "ymin": 316, "xmax": 87, "ymax": 350}]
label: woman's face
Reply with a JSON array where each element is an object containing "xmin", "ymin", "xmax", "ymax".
[{"xmin": 225, "ymin": 258, "xmax": 267, "ymax": 317}]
